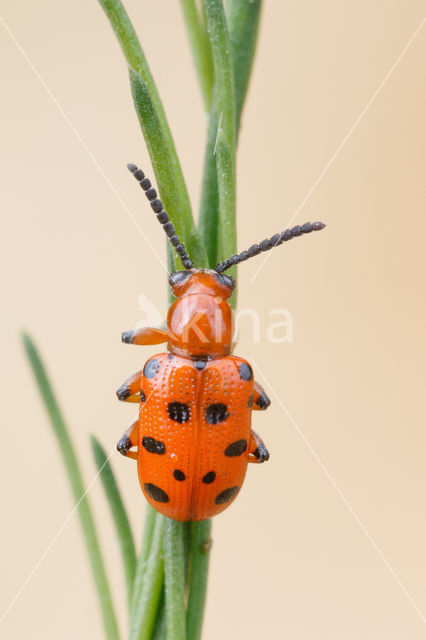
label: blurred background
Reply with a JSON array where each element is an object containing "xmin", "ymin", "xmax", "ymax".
[{"xmin": 1, "ymin": 1, "xmax": 425, "ymax": 638}]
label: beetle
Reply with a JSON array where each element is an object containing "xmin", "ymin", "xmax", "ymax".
[{"xmin": 116, "ymin": 163, "xmax": 325, "ymax": 521}]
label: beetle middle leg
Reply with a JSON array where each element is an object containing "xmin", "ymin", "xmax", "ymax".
[
  {"xmin": 252, "ymin": 381, "xmax": 271, "ymax": 411},
  {"xmin": 117, "ymin": 418, "xmax": 139, "ymax": 460},
  {"xmin": 116, "ymin": 370, "xmax": 142, "ymax": 403},
  {"xmin": 248, "ymin": 430, "xmax": 270, "ymax": 463}
]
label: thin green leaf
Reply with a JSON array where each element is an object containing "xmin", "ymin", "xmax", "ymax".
[
  {"xmin": 22, "ymin": 333, "xmax": 120, "ymax": 640},
  {"xmin": 186, "ymin": 520, "xmax": 212, "ymax": 640},
  {"xmin": 164, "ymin": 519, "xmax": 187, "ymax": 640},
  {"xmin": 226, "ymin": 0, "xmax": 263, "ymax": 131},
  {"xmin": 90, "ymin": 435, "xmax": 136, "ymax": 607},
  {"xmin": 198, "ymin": 0, "xmax": 263, "ymax": 270},
  {"xmin": 180, "ymin": 0, "xmax": 214, "ymax": 111},
  {"xmin": 98, "ymin": 0, "xmax": 208, "ymax": 269},
  {"xmin": 198, "ymin": 98, "xmax": 220, "ymax": 268},
  {"xmin": 167, "ymin": 244, "xmax": 179, "ymax": 307},
  {"xmin": 202, "ymin": 0, "xmax": 237, "ymax": 286},
  {"xmin": 130, "ymin": 68, "xmax": 208, "ymax": 270},
  {"xmin": 129, "ymin": 512, "xmax": 165, "ymax": 640}
]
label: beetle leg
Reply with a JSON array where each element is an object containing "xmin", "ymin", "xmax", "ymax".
[
  {"xmin": 252, "ymin": 381, "xmax": 271, "ymax": 411},
  {"xmin": 248, "ymin": 430, "xmax": 270, "ymax": 463},
  {"xmin": 117, "ymin": 418, "xmax": 139, "ymax": 460},
  {"xmin": 121, "ymin": 326, "xmax": 168, "ymax": 346},
  {"xmin": 116, "ymin": 370, "xmax": 142, "ymax": 403}
]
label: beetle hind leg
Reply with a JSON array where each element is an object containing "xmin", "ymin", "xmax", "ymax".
[
  {"xmin": 117, "ymin": 418, "xmax": 139, "ymax": 460},
  {"xmin": 248, "ymin": 430, "xmax": 270, "ymax": 463}
]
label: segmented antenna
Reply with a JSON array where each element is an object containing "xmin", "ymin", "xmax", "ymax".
[
  {"xmin": 216, "ymin": 222, "xmax": 326, "ymax": 273},
  {"xmin": 127, "ymin": 163, "xmax": 194, "ymax": 269}
]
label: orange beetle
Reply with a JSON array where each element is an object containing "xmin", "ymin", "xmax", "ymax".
[{"xmin": 116, "ymin": 164, "xmax": 325, "ymax": 521}]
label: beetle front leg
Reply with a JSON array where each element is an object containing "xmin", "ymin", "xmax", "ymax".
[
  {"xmin": 122, "ymin": 326, "xmax": 168, "ymax": 346},
  {"xmin": 248, "ymin": 430, "xmax": 270, "ymax": 463},
  {"xmin": 252, "ymin": 381, "xmax": 271, "ymax": 411},
  {"xmin": 116, "ymin": 370, "xmax": 142, "ymax": 403},
  {"xmin": 117, "ymin": 418, "xmax": 139, "ymax": 460}
]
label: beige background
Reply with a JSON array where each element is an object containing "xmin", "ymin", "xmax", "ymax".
[{"xmin": 1, "ymin": 1, "xmax": 425, "ymax": 638}]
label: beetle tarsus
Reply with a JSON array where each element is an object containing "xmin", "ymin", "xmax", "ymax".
[
  {"xmin": 121, "ymin": 330, "xmax": 134, "ymax": 344},
  {"xmin": 256, "ymin": 391, "xmax": 271, "ymax": 410},
  {"xmin": 116, "ymin": 383, "xmax": 130, "ymax": 401},
  {"xmin": 117, "ymin": 434, "xmax": 131, "ymax": 456},
  {"xmin": 253, "ymin": 443, "xmax": 270, "ymax": 463}
]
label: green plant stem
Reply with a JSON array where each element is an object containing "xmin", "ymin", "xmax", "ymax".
[
  {"xmin": 203, "ymin": 0, "xmax": 237, "ymax": 279},
  {"xmin": 137, "ymin": 506, "xmax": 158, "ymax": 576},
  {"xmin": 182, "ymin": 521, "xmax": 191, "ymax": 572},
  {"xmin": 91, "ymin": 4, "xmax": 265, "ymax": 640},
  {"xmin": 150, "ymin": 589, "xmax": 166, "ymax": 640},
  {"xmin": 164, "ymin": 519, "xmax": 187, "ymax": 640},
  {"xmin": 149, "ymin": 521, "xmax": 190, "ymax": 640},
  {"xmin": 99, "ymin": 0, "xmax": 208, "ymax": 269},
  {"xmin": 186, "ymin": 520, "xmax": 212, "ymax": 640},
  {"xmin": 180, "ymin": 0, "xmax": 213, "ymax": 111},
  {"xmin": 91, "ymin": 435, "xmax": 136, "ymax": 607},
  {"xmin": 129, "ymin": 513, "xmax": 165, "ymax": 640},
  {"xmin": 22, "ymin": 333, "xmax": 120, "ymax": 640},
  {"xmin": 130, "ymin": 505, "xmax": 158, "ymax": 617}
]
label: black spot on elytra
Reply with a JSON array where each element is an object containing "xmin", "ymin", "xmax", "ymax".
[
  {"xmin": 144, "ymin": 359, "xmax": 159, "ymax": 379},
  {"xmin": 202, "ymin": 471, "xmax": 216, "ymax": 484},
  {"xmin": 167, "ymin": 402, "xmax": 190, "ymax": 423},
  {"xmin": 247, "ymin": 393, "xmax": 254, "ymax": 408},
  {"xmin": 256, "ymin": 392, "xmax": 271, "ymax": 410},
  {"xmin": 144, "ymin": 483, "xmax": 169, "ymax": 503},
  {"xmin": 224, "ymin": 439, "xmax": 247, "ymax": 457},
  {"xmin": 215, "ymin": 486, "xmax": 239, "ymax": 504},
  {"xmin": 142, "ymin": 436, "xmax": 165, "ymax": 455},
  {"xmin": 194, "ymin": 359, "xmax": 207, "ymax": 371},
  {"xmin": 239, "ymin": 362, "xmax": 253, "ymax": 381},
  {"xmin": 205, "ymin": 403, "xmax": 229, "ymax": 424},
  {"xmin": 173, "ymin": 469, "xmax": 186, "ymax": 481}
]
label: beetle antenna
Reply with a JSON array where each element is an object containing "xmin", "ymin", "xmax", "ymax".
[
  {"xmin": 127, "ymin": 163, "xmax": 194, "ymax": 270},
  {"xmin": 216, "ymin": 222, "xmax": 326, "ymax": 273}
]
